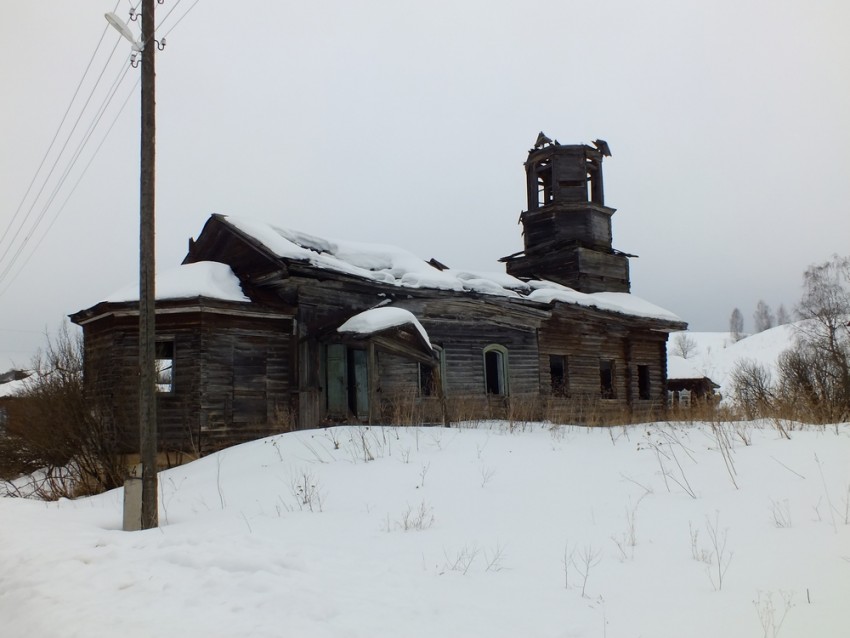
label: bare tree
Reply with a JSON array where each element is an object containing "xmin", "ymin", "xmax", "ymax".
[
  {"xmin": 672, "ymin": 333, "xmax": 698, "ymax": 359},
  {"xmin": 782, "ymin": 255, "xmax": 850, "ymax": 421},
  {"xmin": 776, "ymin": 304, "xmax": 791, "ymax": 326},
  {"xmin": 736, "ymin": 255, "xmax": 850, "ymax": 423},
  {"xmin": 729, "ymin": 308, "xmax": 744, "ymax": 342},
  {"xmin": 753, "ymin": 300, "xmax": 776, "ymax": 333}
]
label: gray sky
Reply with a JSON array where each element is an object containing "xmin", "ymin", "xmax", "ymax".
[{"xmin": 2, "ymin": 0, "xmax": 849, "ymax": 371}]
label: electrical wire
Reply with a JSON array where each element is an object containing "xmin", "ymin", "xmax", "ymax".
[
  {"xmin": 158, "ymin": 0, "xmax": 201, "ymax": 39},
  {"xmin": 0, "ymin": 0, "xmax": 122, "ymax": 260},
  {"xmin": 0, "ymin": 0, "xmax": 201, "ymax": 297},
  {"xmin": 0, "ymin": 60, "xmax": 135, "ymax": 291},
  {"xmin": 0, "ymin": 75, "xmax": 142, "ymax": 298},
  {"xmin": 0, "ymin": 40, "xmax": 127, "ymax": 289}
]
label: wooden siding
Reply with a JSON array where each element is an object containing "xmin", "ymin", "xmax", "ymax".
[
  {"xmin": 537, "ymin": 308, "xmax": 669, "ymax": 423},
  {"xmin": 81, "ymin": 308, "xmax": 292, "ymax": 456}
]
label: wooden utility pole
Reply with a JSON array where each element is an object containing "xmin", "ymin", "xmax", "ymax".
[{"xmin": 139, "ymin": 0, "xmax": 158, "ymax": 529}]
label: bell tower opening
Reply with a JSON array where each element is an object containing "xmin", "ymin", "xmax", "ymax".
[{"xmin": 501, "ymin": 134, "xmax": 631, "ymax": 293}]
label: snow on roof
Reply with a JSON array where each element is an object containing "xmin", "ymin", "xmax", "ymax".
[
  {"xmin": 337, "ymin": 307, "xmax": 432, "ymax": 349},
  {"xmin": 223, "ymin": 215, "xmax": 682, "ymax": 323},
  {"xmin": 103, "ymin": 261, "xmax": 250, "ymax": 304},
  {"xmin": 526, "ymin": 282, "xmax": 683, "ymax": 323}
]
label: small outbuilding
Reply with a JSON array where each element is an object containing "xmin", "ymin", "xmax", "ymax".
[{"xmin": 666, "ymin": 355, "xmax": 720, "ymax": 407}]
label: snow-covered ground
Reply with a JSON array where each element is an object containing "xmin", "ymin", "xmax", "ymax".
[{"xmin": 1, "ymin": 421, "xmax": 848, "ymax": 637}]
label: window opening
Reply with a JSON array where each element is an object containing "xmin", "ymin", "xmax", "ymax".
[
  {"xmin": 483, "ymin": 345, "xmax": 509, "ymax": 396},
  {"xmin": 536, "ymin": 160, "xmax": 553, "ymax": 207},
  {"xmin": 599, "ymin": 359, "xmax": 615, "ymax": 399},
  {"xmin": 549, "ymin": 354, "xmax": 568, "ymax": 397},
  {"xmin": 155, "ymin": 341, "xmax": 175, "ymax": 393},
  {"xmin": 419, "ymin": 346, "xmax": 444, "ymax": 397},
  {"xmin": 638, "ymin": 365, "xmax": 651, "ymax": 400}
]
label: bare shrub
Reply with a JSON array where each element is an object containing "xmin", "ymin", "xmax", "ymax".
[
  {"xmin": 730, "ymin": 359, "xmax": 775, "ymax": 419},
  {"xmin": 0, "ymin": 323, "xmax": 124, "ymax": 498}
]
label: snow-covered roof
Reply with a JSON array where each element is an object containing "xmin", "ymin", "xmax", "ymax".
[
  {"xmin": 223, "ymin": 216, "xmax": 683, "ymax": 324},
  {"xmin": 337, "ymin": 307, "xmax": 432, "ymax": 349},
  {"xmin": 103, "ymin": 261, "xmax": 250, "ymax": 304}
]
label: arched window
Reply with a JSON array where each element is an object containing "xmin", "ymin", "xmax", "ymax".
[{"xmin": 483, "ymin": 344, "xmax": 509, "ymax": 396}]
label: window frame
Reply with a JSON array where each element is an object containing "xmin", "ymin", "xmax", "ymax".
[
  {"xmin": 483, "ymin": 344, "xmax": 510, "ymax": 396},
  {"xmin": 155, "ymin": 339, "xmax": 175, "ymax": 394}
]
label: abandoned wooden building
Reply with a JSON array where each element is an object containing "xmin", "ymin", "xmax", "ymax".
[{"xmin": 70, "ymin": 136, "xmax": 687, "ymax": 457}]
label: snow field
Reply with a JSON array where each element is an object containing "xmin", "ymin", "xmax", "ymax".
[{"xmin": 1, "ymin": 421, "xmax": 848, "ymax": 637}]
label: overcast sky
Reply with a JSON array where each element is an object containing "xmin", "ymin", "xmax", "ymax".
[{"xmin": 2, "ymin": 0, "xmax": 849, "ymax": 371}]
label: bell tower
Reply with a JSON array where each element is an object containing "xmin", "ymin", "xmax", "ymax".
[{"xmin": 501, "ymin": 134, "xmax": 631, "ymax": 293}]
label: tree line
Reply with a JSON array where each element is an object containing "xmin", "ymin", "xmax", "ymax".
[{"xmin": 728, "ymin": 301, "xmax": 791, "ymax": 342}]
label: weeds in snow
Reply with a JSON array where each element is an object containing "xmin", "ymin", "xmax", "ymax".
[
  {"xmin": 770, "ymin": 498, "xmax": 792, "ymax": 528},
  {"xmin": 560, "ymin": 541, "xmax": 602, "ymax": 597},
  {"xmin": 418, "ymin": 462, "xmax": 430, "ymax": 488},
  {"xmin": 480, "ymin": 465, "xmax": 496, "ymax": 488},
  {"xmin": 483, "ymin": 541, "xmax": 506, "ymax": 572},
  {"xmin": 290, "ymin": 469, "xmax": 324, "ymax": 512},
  {"xmin": 704, "ymin": 511, "xmax": 733, "ymax": 591},
  {"xmin": 709, "ymin": 420, "xmax": 739, "ymax": 490},
  {"xmin": 440, "ymin": 545, "xmax": 479, "ymax": 575},
  {"xmin": 688, "ymin": 521, "xmax": 712, "ymax": 564},
  {"xmin": 814, "ymin": 453, "xmax": 838, "ymax": 532},
  {"xmin": 611, "ymin": 493, "xmax": 646, "ymax": 561},
  {"xmin": 562, "ymin": 542, "xmax": 576, "ymax": 589},
  {"xmin": 392, "ymin": 501, "xmax": 435, "ymax": 532},
  {"xmin": 754, "ymin": 590, "xmax": 794, "ymax": 638},
  {"xmin": 574, "ymin": 545, "xmax": 602, "ymax": 598},
  {"xmin": 647, "ymin": 429, "xmax": 697, "ymax": 499}
]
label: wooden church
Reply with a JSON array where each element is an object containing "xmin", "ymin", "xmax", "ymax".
[{"xmin": 70, "ymin": 135, "xmax": 686, "ymax": 458}]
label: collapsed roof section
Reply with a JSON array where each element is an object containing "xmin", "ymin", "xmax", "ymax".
[{"xmin": 182, "ymin": 214, "xmax": 683, "ymax": 327}]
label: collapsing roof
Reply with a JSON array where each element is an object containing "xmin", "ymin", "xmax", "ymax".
[{"xmin": 194, "ymin": 214, "xmax": 682, "ymax": 324}]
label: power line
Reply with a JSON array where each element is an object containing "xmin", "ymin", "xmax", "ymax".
[
  {"xmin": 0, "ymin": 0, "xmax": 202, "ymax": 297},
  {"xmin": 0, "ymin": 2, "xmax": 120, "ymax": 259},
  {"xmin": 0, "ymin": 36, "xmax": 125, "ymax": 278},
  {"xmin": 0, "ymin": 75, "xmax": 141, "ymax": 298},
  {"xmin": 0, "ymin": 46, "xmax": 130, "ymax": 290}
]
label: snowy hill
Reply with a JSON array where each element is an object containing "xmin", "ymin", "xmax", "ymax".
[
  {"xmin": 668, "ymin": 325, "xmax": 798, "ymax": 397},
  {"xmin": 1, "ymin": 422, "xmax": 848, "ymax": 637}
]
